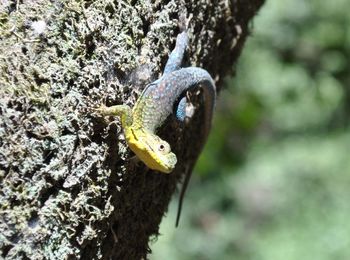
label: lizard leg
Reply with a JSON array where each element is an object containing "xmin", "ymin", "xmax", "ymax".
[
  {"xmin": 163, "ymin": 31, "xmax": 189, "ymax": 74},
  {"xmin": 96, "ymin": 104, "xmax": 133, "ymax": 127},
  {"xmin": 176, "ymin": 96, "xmax": 187, "ymax": 122},
  {"xmin": 176, "ymin": 92, "xmax": 196, "ymax": 122}
]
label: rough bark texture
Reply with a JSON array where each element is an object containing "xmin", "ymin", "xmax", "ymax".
[{"xmin": 0, "ymin": 0, "xmax": 264, "ymax": 259}]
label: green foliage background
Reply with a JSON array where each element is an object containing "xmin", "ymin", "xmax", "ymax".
[{"xmin": 152, "ymin": 0, "xmax": 350, "ymax": 259}]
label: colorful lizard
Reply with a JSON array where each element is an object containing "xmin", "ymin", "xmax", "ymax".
[{"xmin": 96, "ymin": 30, "xmax": 216, "ymax": 226}]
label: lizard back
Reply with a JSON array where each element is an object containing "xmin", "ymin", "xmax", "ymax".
[{"xmin": 132, "ymin": 67, "xmax": 216, "ymax": 134}]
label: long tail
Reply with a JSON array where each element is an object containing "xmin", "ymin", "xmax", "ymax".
[{"xmin": 174, "ymin": 68, "xmax": 216, "ymax": 227}]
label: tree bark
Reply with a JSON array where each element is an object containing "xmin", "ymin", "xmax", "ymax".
[{"xmin": 0, "ymin": 0, "xmax": 264, "ymax": 259}]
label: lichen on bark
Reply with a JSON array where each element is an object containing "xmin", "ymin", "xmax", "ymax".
[{"xmin": 0, "ymin": 0, "xmax": 264, "ymax": 259}]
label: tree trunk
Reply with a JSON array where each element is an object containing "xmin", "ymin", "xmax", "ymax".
[{"xmin": 0, "ymin": 0, "xmax": 264, "ymax": 259}]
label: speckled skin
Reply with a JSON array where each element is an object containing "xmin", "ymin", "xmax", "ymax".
[
  {"xmin": 133, "ymin": 67, "xmax": 216, "ymax": 133},
  {"xmin": 97, "ymin": 30, "xmax": 216, "ymax": 225},
  {"xmin": 133, "ymin": 31, "xmax": 215, "ymax": 137}
]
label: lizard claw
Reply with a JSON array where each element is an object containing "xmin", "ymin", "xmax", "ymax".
[{"xmin": 179, "ymin": 13, "xmax": 192, "ymax": 32}]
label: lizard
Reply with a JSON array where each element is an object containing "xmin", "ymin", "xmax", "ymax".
[{"xmin": 96, "ymin": 29, "xmax": 216, "ymax": 226}]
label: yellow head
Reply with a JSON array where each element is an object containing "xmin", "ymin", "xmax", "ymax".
[{"xmin": 124, "ymin": 127, "xmax": 177, "ymax": 173}]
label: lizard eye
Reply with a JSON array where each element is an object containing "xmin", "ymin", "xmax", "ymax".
[{"xmin": 158, "ymin": 142, "xmax": 171, "ymax": 154}]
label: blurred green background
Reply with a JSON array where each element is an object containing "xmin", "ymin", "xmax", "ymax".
[{"xmin": 151, "ymin": 0, "xmax": 350, "ymax": 259}]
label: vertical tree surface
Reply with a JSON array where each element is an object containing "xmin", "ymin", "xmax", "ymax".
[{"xmin": 0, "ymin": 0, "xmax": 264, "ymax": 259}]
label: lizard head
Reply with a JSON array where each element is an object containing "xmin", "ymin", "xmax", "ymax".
[{"xmin": 125, "ymin": 128, "xmax": 177, "ymax": 173}]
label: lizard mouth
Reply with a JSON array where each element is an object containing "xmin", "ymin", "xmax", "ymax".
[
  {"xmin": 143, "ymin": 141, "xmax": 177, "ymax": 173},
  {"xmin": 145, "ymin": 142, "xmax": 177, "ymax": 173},
  {"xmin": 128, "ymin": 129, "xmax": 177, "ymax": 173},
  {"xmin": 157, "ymin": 151, "xmax": 177, "ymax": 173},
  {"xmin": 161, "ymin": 153, "xmax": 177, "ymax": 173}
]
